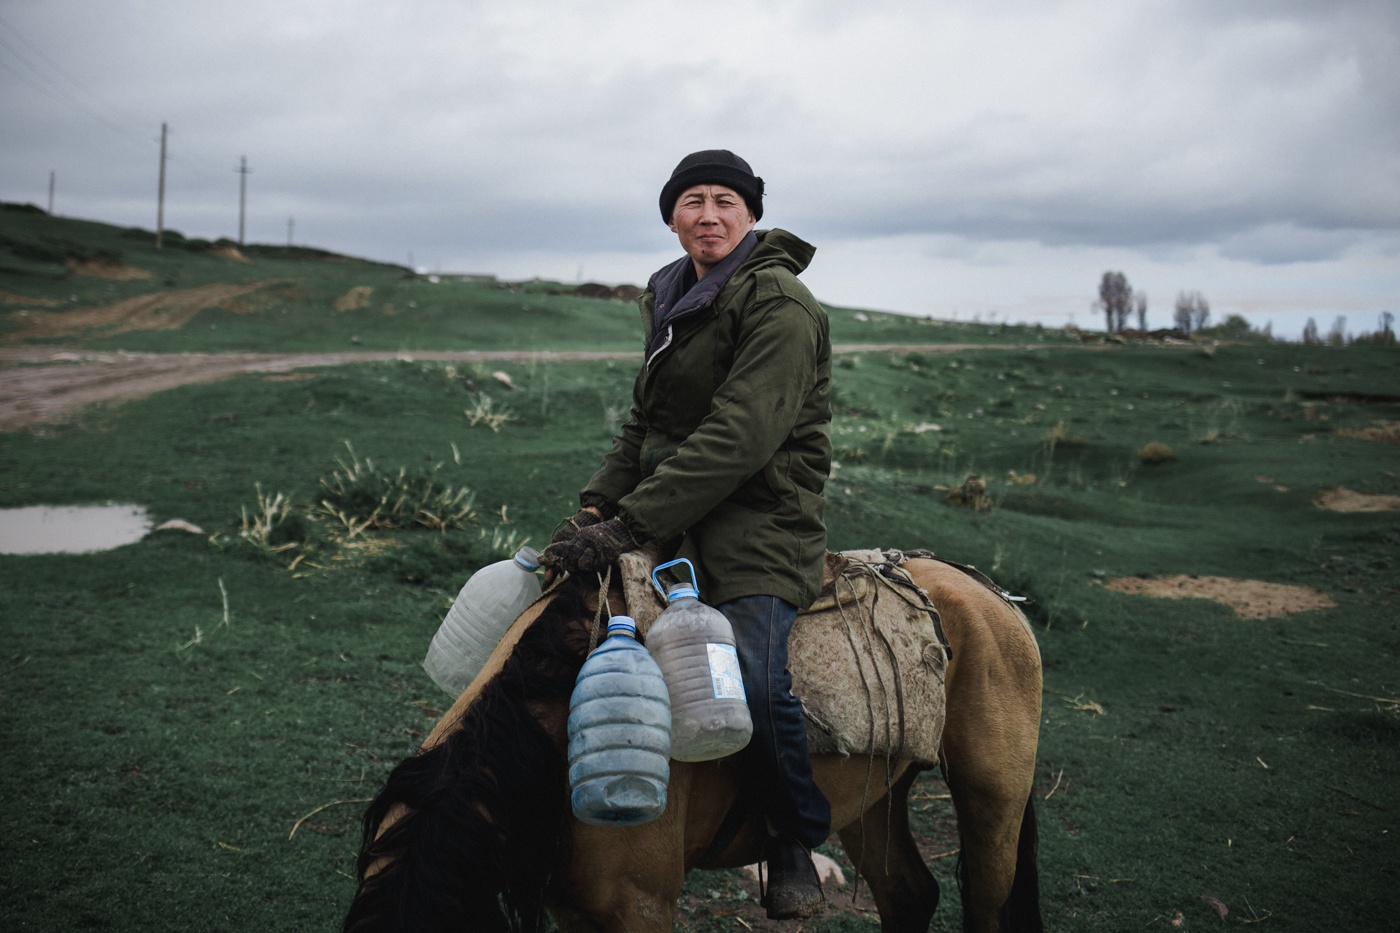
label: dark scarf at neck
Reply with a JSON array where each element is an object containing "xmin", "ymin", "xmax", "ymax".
[{"xmin": 646, "ymin": 231, "xmax": 758, "ymax": 357}]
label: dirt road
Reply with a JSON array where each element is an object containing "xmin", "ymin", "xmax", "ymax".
[{"xmin": 2, "ymin": 344, "xmax": 1052, "ymax": 432}]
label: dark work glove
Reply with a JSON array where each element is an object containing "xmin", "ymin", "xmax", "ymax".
[
  {"xmin": 541, "ymin": 518, "xmax": 640, "ymax": 576},
  {"xmin": 548, "ymin": 508, "xmax": 604, "ymax": 550}
]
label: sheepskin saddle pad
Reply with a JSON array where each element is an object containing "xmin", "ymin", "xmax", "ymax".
[{"xmin": 616, "ymin": 548, "xmax": 950, "ymax": 765}]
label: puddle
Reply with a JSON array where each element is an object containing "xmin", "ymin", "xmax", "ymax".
[{"xmin": 0, "ymin": 503, "xmax": 152, "ymax": 555}]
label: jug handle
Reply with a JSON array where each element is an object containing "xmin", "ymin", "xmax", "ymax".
[{"xmin": 650, "ymin": 557, "xmax": 698, "ymax": 598}]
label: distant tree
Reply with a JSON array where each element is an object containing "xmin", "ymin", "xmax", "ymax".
[
  {"xmin": 1353, "ymin": 312, "xmax": 1397, "ymax": 345},
  {"xmin": 1210, "ymin": 314, "xmax": 1253, "ymax": 339},
  {"xmin": 1327, "ymin": 315, "xmax": 1348, "ymax": 346},
  {"xmin": 1134, "ymin": 291, "xmax": 1148, "ymax": 331},
  {"xmin": 1173, "ymin": 292, "xmax": 1194, "ymax": 334},
  {"xmin": 1302, "ymin": 317, "xmax": 1320, "ymax": 344},
  {"xmin": 1097, "ymin": 271, "xmax": 1132, "ymax": 333},
  {"xmin": 1173, "ymin": 291, "xmax": 1209, "ymax": 336}
]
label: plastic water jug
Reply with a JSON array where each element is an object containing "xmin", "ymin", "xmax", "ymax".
[
  {"xmin": 646, "ymin": 558, "xmax": 753, "ymax": 761},
  {"xmin": 568, "ymin": 616, "xmax": 672, "ymax": 826},
  {"xmin": 422, "ymin": 546, "xmax": 542, "ymax": 697}
]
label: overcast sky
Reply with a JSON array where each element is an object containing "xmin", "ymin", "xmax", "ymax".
[{"xmin": 3, "ymin": 0, "xmax": 1397, "ymax": 338}]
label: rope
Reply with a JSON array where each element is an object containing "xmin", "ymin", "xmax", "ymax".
[
  {"xmin": 830, "ymin": 573, "xmax": 878, "ymax": 906},
  {"xmin": 586, "ymin": 565, "xmax": 613, "ymax": 655},
  {"xmin": 832, "ymin": 561, "xmax": 903, "ymax": 888}
]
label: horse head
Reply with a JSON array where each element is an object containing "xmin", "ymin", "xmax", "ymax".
[{"xmin": 343, "ymin": 578, "xmax": 605, "ymax": 933}]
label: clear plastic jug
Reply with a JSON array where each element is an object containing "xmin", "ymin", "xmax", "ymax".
[
  {"xmin": 568, "ymin": 616, "xmax": 672, "ymax": 825},
  {"xmin": 422, "ymin": 546, "xmax": 541, "ymax": 697},
  {"xmin": 646, "ymin": 558, "xmax": 753, "ymax": 761}
]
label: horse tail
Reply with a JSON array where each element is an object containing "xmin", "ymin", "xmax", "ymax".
[
  {"xmin": 999, "ymin": 793, "xmax": 1044, "ymax": 933},
  {"xmin": 342, "ymin": 583, "xmax": 593, "ymax": 933}
]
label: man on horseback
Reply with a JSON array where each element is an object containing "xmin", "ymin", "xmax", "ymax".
[{"xmin": 542, "ymin": 149, "xmax": 833, "ymax": 920}]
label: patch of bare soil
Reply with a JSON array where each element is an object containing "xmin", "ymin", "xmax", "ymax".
[
  {"xmin": 1103, "ymin": 575, "xmax": 1336, "ymax": 619},
  {"xmin": 65, "ymin": 257, "xmax": 152, "ymax": 280},
  {"xmin": 333, "ymin": 285, "xmax": 373, "ymax": 311},
  {"xmin": 209, "ymin": 245, "xmax": 252, "ymax": 264},
  {"xmin": 1314, "ymin": 487, "xmax": 1400, "ymax": 512},
  {"xmin": 4, "ymin": 281, "xmax": 278, "ymax": 341},
  {"xmin": 1335, "ymin": 420, "xmax": 1400, "ymax": 444},
  {"xmin": 0, "ymin": 290, "xmax": 61, "ymax": 307}
]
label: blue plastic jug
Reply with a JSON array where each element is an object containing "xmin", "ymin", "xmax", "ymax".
[
  {"xmin": 646, "ymin": 559, "xmax": 753, "ymax": 761},
  {"xmin": 567, "ymin": 616, "xmax": 672, "ymax": 825}
]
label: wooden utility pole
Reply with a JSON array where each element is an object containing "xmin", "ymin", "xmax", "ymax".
[
  {"xmin": 236, "ymin": 155, "xmax": 251, "ymax": 245},
  {"xmin": 156, "ymin": 122, "xmax": 168, "ymax": 249},
  {"xmin": 287, "ymin": 216, "xmax": 294, "ymax": 246},
  {"xmin": 48, "ymin": 171, "xmax": 55, "ymax": 214}
]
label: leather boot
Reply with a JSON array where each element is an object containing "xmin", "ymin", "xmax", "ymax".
[{"xmin": 760, "ymin": 836, "xmax": 825, "ymax": 920}]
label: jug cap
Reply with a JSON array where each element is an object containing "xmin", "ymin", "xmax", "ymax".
[
  {"xmin": 514, "ymin": 546, "xmax": 542, "ymax": 571},
  {"xmin": 605, "ymin": 616, "xmax": 638, "ymax": 638},
  {"xmin": 665, "ymin": 581, "xmax": 699, "ymax": 601}
]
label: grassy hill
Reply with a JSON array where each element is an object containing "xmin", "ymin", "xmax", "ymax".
[
  {"xmin": 1, "ymin": 203, "xmax": 1396, "ymax": 932},
  {"xmin": 1, "ymin": 201, "xmax": 1075, "ymax": 353}
]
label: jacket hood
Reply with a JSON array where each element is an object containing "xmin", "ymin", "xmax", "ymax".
[{"xmin": 745, "ymin": 228, "xmax": 815, "ymax": 277}]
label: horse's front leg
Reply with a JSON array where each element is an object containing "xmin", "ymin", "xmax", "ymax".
[
  {"xmin": 550, "ymin": 816, "xmax": 686, "ymax": 932},
  {"xmin": 551, "ymin": 764, "xmax": 694, "ymax": 933}
]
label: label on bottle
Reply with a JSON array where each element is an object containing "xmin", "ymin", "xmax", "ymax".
[{"xmin": 706, "ymin": 643, "xmax": 746, "ymax": 701}]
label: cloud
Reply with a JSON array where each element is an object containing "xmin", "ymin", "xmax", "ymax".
[
  {"xmin": 1, "ymin": 0, "xmax": 1396, "ymax": 336},
  {"xmin": 1217, "ymin": 224, "xmax": 1366, "ymax": 265}
]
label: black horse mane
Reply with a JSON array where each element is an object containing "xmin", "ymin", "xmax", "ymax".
[{"xmin": 342, "ymin": 580, "xmax": 598, "ymax": 933}]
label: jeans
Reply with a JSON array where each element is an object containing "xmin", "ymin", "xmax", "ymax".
[{"xmin": 718, "ymin": 595, "xmax": 831, "ymax": 849}]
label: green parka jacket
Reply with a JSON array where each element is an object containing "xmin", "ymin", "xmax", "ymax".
[{"xmin": 580, "ymin": 228, "xmax": 832, "ymax": 608}]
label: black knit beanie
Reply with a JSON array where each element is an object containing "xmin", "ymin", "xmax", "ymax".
[{"xmin": 659, "ymin": 149, "xmax": 764, "ymax": 223}]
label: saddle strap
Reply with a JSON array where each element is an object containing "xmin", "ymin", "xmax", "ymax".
[
  {"xmin": 693, "ymin": 792, "xmax": 757, "ymax": 870},
  {"xmin": 885, "ymin": 548, "xmax": 1029, "ymax": 609}
]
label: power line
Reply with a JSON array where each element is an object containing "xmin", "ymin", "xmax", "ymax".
[
  {"xmin": 0, "ymin": 12, "xmax": 151, "ymax": 129},
  {"xmin": 0, "ymin": 51, "xmax": 149, "ymax": 148},
  {"xmin": 0, "ymin": 15, "xmax": 152, "ymax": 150},
  {"xmin": 1, "ymin": 14, "xmax": 259, "ymax": 242}
]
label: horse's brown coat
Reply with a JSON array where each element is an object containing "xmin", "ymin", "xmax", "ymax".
[
  {"xmin": 357, "ymin": 557, "xmax": 1043, "ymax": 932},
  {"xmin": 543, "ymin": 559, "xmax": 1042, "ymax": 932}
]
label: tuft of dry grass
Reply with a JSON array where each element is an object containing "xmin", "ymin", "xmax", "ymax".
[
  {"xmin": 1045, "ymin": 419, "xmax": 1086, "ymax": 450},
  {"xmin": 1137, "ymin": 442, "xmax": 1175, "ymax": 464},
  {"xmin": 464, "ymin": 396, "xmax": 515, "ymax": 431},
  {"xmin": 946, "ymin": 473, "xmax": 991, "ymax": 511},
  {"xmin": 238, "ymin": 484, "xmax": 300, "ymax": 553}
]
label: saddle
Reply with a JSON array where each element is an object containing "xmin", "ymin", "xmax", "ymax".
[{"xmin": 616, "ymin": 547, "xmax": 951, "ymax": 766}]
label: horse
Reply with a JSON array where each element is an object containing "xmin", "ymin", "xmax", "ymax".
[{"xmin": 342, "ymin": 556, "xmax": 1044, "ymax": 933}]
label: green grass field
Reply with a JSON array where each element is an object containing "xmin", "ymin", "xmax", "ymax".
[{"xmin": 2, "ymin": 205, "xmax": 1397, "ymax": 931}]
